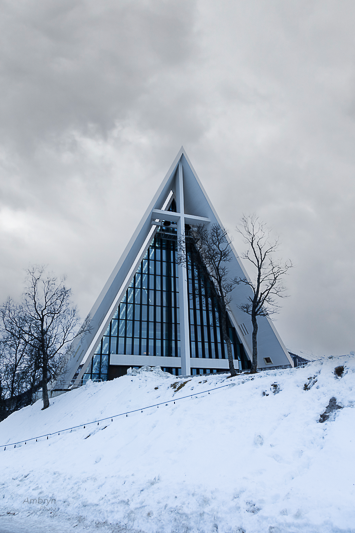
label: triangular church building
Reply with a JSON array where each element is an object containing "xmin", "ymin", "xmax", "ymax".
[{"xmin": 58, "ymin": 148, "xmax": 293, "ymax": 389}]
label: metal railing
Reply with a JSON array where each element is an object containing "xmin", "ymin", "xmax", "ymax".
[{"xmin": 2, "ymin": 382, "xmax": 235, "ymax": 450}]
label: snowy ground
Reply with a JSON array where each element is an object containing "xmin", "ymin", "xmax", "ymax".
[{"xmin": 0, "ymin": 356, "xmax": 354, "ymax": 533}]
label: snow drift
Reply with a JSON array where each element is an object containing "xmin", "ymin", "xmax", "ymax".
[{"xmin": 0, "ymin": 356, "xmax": 354, "ymax": 533}]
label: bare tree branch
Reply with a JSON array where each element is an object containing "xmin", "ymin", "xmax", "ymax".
[
  {"xmin": 235, "ymin": 215, "xmax": 292, "ymax": 373},
  {"xmin": 0, "ymin": 267, "xmax": 90, "ymax": 410}
]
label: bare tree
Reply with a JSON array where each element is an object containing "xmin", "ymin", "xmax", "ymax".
[
  {"xmin": 0, "ymin": 267, "xmax": 89, "ymax": 409},
  {"xmin": 178, "ymin": 224, "xmax": 238, "ymax": 377},
  {"xmin": 236, "ymin": 215, "xmax": 292, "ymax": 373}
]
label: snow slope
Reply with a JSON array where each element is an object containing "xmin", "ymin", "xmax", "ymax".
[{"xmin": 0, "ymin": 356, "xmax": 354, "ymax": 533}]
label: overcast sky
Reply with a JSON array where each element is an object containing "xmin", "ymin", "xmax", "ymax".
[{"xmin": 1, "ymin": 0, "xmax": 354, "ymax": 358}]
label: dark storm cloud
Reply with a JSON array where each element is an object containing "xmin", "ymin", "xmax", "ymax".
[{"xmin": 0, "ymin": 0, "xmax": 354, "ymax": 357}]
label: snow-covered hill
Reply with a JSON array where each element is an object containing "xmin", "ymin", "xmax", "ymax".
[{"xmin": 0, "ymin": 356, "xmax": 354, "ymax": 533}]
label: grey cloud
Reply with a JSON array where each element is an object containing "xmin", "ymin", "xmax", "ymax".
[{"xmin": 0, "ymin": 0, "xmax": 199, "ymax": 150}]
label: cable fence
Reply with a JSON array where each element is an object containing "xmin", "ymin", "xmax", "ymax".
[{"xmin": 1, "ymin": 382, "xmax": 234, "ymax": 451}]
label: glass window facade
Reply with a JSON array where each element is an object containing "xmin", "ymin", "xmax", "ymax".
[{"xmin": 84, "ymin": 203, "xmax": 249, "ymax": 382}]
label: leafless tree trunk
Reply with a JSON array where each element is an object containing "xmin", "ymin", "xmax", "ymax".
[{"xmin": 236, "ymin": 216, "xmax": 292, "ymax": 373}]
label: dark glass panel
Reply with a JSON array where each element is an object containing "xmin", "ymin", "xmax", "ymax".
[
  {"xmin": 148, "ymin": 339, "xmax": 154, "ymax": 355},
  {"xmin": 111, "ymin": 320, "xmax": 118, "ymax": 337},
  {"xmin": 119, "ymin": 320, "xmax": 125, "ymax": 337},
  {"xmin": 156, "ymin": 340, "xmax": 162, "ymax": 356},
  {"xmin": 141, "ymin": 305, "xmax": 148, "ymax": 321},
  {"xmin": 163, "ymin": 323, "xmax": 169, "ymax": 339},
  {"xmin": 198, "ymin": 342, "xmax": 203, "ymax": 358},
  {"xmin": 92, "ymin": 354, "xmax": 100, "ymax": 373},
  {"xmin": 133, "ymin": 339, "xmax": 140, "ymax": 355},
  {"xmin": 127, "ymin": 288, "xmax": 134, "ymax": 303},
  {"xmin": 142, "ymin": 274, "xmax": 148, "ymax": 289},
  {"xmin": 204, "ymin": 342, "xmax": 210, "ymax": 358},
  {"xmin": 134, "ymin": 321, "xmax": 140, "ymax": 337},
  {"xmin": 149, "ymin": 306, "xmax": 154, "ymax": 321},
  {"xmin": 155, "ymin": 276, "xmax": 161, "ymax": 290},
  {"xmin": 163, "ymin": 340, "xmax": 169, "ymax": 356},
  {"xmin": 210, "ymin": 344, "xmax": 216, "ymax": 358},
  {"xmin": 141, "ymin": 338, "xmax": 148, "ymax": 354},
  {"xmin": 117, "ymin": 338, "xmax": 125, "ymax": 354},
  {"xmin": 119, "ymin": 304, "xmax": 126, "ymax": 320},
  {"xmin": 126, "ymin": 321, "xmax": 133, "ymax": 337},
  {"xmin": 197, "ymin": 326, "xmax": 202, "ymax": 342},
  {"xmin": 101, "ymin": 355, "xmax": 109, "ymax": 373},
  {"xmin": 126, "ymin": 338, "xmax": 132, "ymax": 354},
  {"xmin": 110, "ymin": 337, "xmax": 117, "ymax": 353},
  {"xmin": 127, "ymin": 304, "xmax": 134, "ymax": 320},
  {"xmin": 134, "ymin": 305, "xmax": 141, "ymax": 321},
  {"xmin": 149, "ymin": 323, "xmax": 154, "ymax": 338},
  {"xmin": 135, "ymin": 273, "xmax": 141, "ymax": 287},
  {"xmin": 204, "ymin": 326, "xmax": 209, "ymax": 340},
  {"xmin": 155, "ymin": 291, "xmax": 161, "ymax": 305},
  {"xmin": 149, "ymin": 289, "xmax": 155, "ymax": 304},
  {"xmin": 102, "ymin": 337, "xmax": 110, "ymax": 354},
  {"xmin": 134, "ymin": 290, "xmax": 141, "ymax": 304}
]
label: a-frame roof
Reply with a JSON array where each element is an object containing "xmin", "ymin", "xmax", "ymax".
[{"xmin": 58, "ymin": 148, "xmax": 293, "ymax": 388}]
